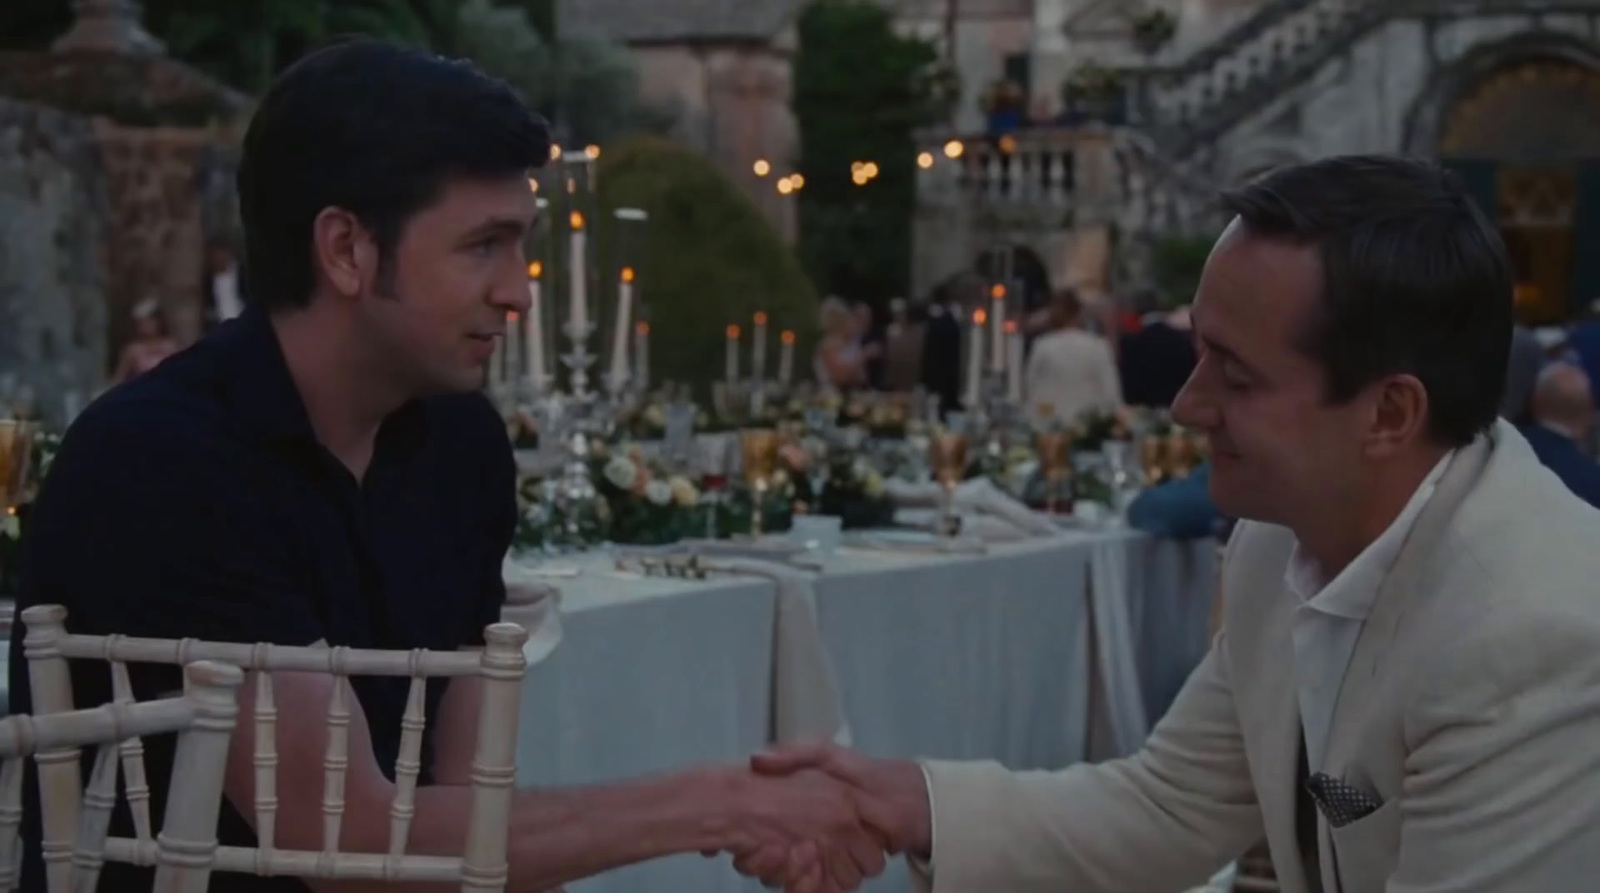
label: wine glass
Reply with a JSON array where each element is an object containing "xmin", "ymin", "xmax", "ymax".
[
  {"xmin": 740, "ymin": 429, "xmax": 780, "ymax": 537},
  {"xmin": 1035, "ymin": 431, "xmax": 1072, "ymax": 515},
  {"xmin": 928, "ymin": 432, "xmax": 969, "ymax": 537}
]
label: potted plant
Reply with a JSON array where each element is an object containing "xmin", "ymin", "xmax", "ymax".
[{"xmin": 1131, "ymin": 9, "xmax": 1177, "ymax": 56}]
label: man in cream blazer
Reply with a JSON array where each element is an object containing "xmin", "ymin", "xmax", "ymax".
[{"xmin": 740, "ymin": 156, "xmax": 1600, "ymax": 893}]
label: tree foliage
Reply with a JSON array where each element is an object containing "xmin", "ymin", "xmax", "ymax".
[
  {"xmin": 591, "ymin": 136, "xmax": 818, "ymax": 393},
  {"xmin": 0, "ymin": 0, "xmax": 655, "ymax": 142},
  {"xmin": 793, "ymin": 0, "xmax": 955, "ymax": 306}
]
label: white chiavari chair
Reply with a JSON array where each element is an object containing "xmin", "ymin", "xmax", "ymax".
[
  {"xmin": 0, "ymin": 660, "xmax": 242, "ymax": 893},
  {"xmin": 22, "ymin": 605, "xmax": 532, "ymax": 892}
]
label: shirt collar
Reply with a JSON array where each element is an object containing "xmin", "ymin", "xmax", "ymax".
[
  {"xmin": 220, "ymin": 304, "xmax": 432, "ymax": 457},
  {"xmin": 1285, "ymin": 451, "xmax": 1455, "ymax": 620}
]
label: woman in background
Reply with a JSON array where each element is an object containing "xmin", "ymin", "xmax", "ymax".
[
  {"xmin": 814, "ymin": 296, "xmax": 868, "ymax": 390},
  {"xmin": 112, "ymin": 299, "xmax": 179, "ymax": 385}
]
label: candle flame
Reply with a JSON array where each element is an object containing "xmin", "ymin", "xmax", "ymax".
[
  {"xmin": 753, "ymin": 311, "xmax": 768, "ymax": 326},
  {"xmin": 550, "ymin": 144, "xmax": 563, "ymax": 161},
  {"xmin": 990, "ymin": 283, "xmax": 1006, "ymax": 300},
  {"xmin": 621, "ymin": 266, "xmax": 635, "ymax": 283},
  {"xmin": 1004, "ymin": 320, "xmax": 1018, "ymax": 334},
  {"xmin": 974, "ymin": 308, "xmax": 987, "ymax": 325},
  {"xmin": 636, "ymin": 322, "xmax": 650, "ymax": 335},
  {"xmin": 527, "ymin": 260, "xmax": 543, "ymax": 279},
  {"xmin": 507, "ymin": 311, "xmax": 520, "ymax": 322},
  {"xmin": 585, "ymin": 144, "xmax": 601, "ymax": 160},
  {"xmin": 569, "ymin": 211, "xmax": 585, "ymax": 231},
  {"xmin": 727, "ymin": 324, "xmax": 741, "ymax": 339},
  {"xmin": 781, "ymin": 330, "xmax": 796, "ymax": 345}
]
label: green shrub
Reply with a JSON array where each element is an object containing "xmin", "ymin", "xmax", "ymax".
[{"xmin": 589, "ymin": 135, "xmax": 819, "ymax": 394}]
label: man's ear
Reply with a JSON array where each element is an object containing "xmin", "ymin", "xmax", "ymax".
[
  {"xmin": 1365, "ymin": 373, "xmax": 1430, "ymax": 457},
  {"xmin": 310, "ymin": 207, "xmax": 378, "ymax": 299}
]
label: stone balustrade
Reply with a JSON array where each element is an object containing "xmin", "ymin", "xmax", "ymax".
[{"xmin": 915, "ymin": 127, "xmax": 1124, "ymax": 219}]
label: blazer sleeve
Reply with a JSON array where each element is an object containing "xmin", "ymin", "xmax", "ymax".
[
  {"xmin": 1386, "ymin": 607, "xmax": 1600, "ymax": 892},
  {"xmin": 914, "ymin": 626, "xmax": 1263, "ymax": 893}
]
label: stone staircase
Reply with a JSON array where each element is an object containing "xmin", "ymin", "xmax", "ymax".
[{"xmin": 1139, "ymin": 0, "xmax": 1600, "ymax": 160}]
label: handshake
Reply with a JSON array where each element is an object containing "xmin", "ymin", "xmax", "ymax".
[{"xmin": 703, "ymin": 742, "xmax": 933, "ymax": 893}]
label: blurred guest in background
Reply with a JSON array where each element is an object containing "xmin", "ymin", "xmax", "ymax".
[
  {"xmin": 1024, "ymin": 287, "xmax": 1122, "ymax": 423},
  {"xmin": 1118, "ymin": 290, "xmax": 1197, "ymax": 408},
  {"xmin": 1501, "ymin": 324, "xmax": 1545, "ymax": 423},
  {"xmin": 883, "ymin": 298, "xmax": 924, "ymax": 392},
  {"xmin": 111, "ymin": 299, "xmax": 179, "ymax": 385},
  {"xmin": 202, "ymin": 238, "xmax": 246, "ymax": 332},
  {"xmin": 922, "ymin": 280, "xmax": 966, "ymax": 413},
  {"xmin": 853, "ymin": 301, "xmax": 885, "ymax": 388},
  {"xmin": 1127, "ymin": 463, "xmax": 1222, "ymax": 540},
  {"xmin": 1520, "ymin": 362, "xmax": 1600, "ymax": 507},
  {"xmin": 1565, "ymin": 298, "xmax": 1600, "ymax": 406},
  {"xmin": 815, "ymin": 296, "xmax": 868, "ymax": 391}
]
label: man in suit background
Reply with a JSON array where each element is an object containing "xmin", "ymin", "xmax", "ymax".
[
  {"xmin": 742, "ymin": 156, "xmax": 1600, "ymax": 893},
  {"xmin": 1118, "ymin": 289, "xmax": 1198, "ymax": 408},
  {"xmin": 1520, "ymin": 362, "xmax": 1600, "ymax": 507}
]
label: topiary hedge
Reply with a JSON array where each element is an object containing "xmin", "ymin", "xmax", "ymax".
[{"xmin": 588, "ymin": 135, "xmax": 819, "ymax": 395}]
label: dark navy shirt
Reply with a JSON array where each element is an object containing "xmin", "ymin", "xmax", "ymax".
[{"xmin": 8, "ymin": 305, "xmax": 517, "ymax": 891}]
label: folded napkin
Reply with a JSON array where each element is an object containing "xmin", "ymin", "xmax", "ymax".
[
  {"xmin": 698, "ymin": 556, "xmax": 851, "ymax": 746},
  {"xmin": 884, "ymin": 477, "xmax": 1060, "ymax": 540},
  {"xmin": 501, "ymin": 563, "xmax": 566, "ymax": 667}
]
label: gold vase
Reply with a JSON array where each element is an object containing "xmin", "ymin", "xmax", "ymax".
[
  {"xmin": 1035, "ymin": 431, "xmax": 1072, "ymax": 514},
  {"xmin": 741, "ymin": 428, "xmax": 780, "ymax": 536},
  {"xmin": 928, "ymin": 433, "xmax": 969, "ymax": 536},
  {"xmin": 0, "ymin": 420, "xmax": 37, "ymax": 512},
  {"xmin": 1139, "ymin": 435, "xmax": 1167, "ymax": 487}
]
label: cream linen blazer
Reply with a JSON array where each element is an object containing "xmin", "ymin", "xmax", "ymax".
[{"xmin": 917, "ymin": 420, "xmax": 1600, "ymax": 893}]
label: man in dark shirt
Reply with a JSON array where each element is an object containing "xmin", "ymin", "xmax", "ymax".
[{"xmin": 11, "ymin": 39, "xmax": 879, "ymax": 893}]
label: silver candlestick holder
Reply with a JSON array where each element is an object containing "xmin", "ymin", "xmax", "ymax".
[{"xmin": 561, "ymin": 317, "xmax": 598, "ymax": 401}]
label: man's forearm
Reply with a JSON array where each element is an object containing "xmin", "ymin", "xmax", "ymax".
[{"xmin": 399, "ymin": 766, "xmax": 748, "ymax": 892}]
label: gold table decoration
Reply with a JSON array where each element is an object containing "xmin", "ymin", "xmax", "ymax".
[
  {"xmin": 1139, "ymin": 435, "xmax": 1167, "ymax": 487},
  {"xmin": 1035, "ymin": 431, "xmax": 1072, "ymax": 515},
  {"xmin": 0, "ymin": 419, "xmax": 37, "ymax": 512},
  {"xmin": 929, "ymin": 432, "xmax": 969, "ymax": 537},
  {"xmin": 740, "ymin": 428, "xmax": 780, "ymax": 536}
]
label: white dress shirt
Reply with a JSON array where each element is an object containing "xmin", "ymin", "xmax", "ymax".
[
  {"xmin": 1286, "ymin": 452, "xmax": 1453, "ymax": 771},
  {"xmin": 212, "ymin": 267, "xmax": 244, "ymax": 322}
]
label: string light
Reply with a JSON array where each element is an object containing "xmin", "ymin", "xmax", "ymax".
[
  {"xmin": 585, "ymin": 144, "xmax": 601, "ymax": 160},
  {"xmin": 789, "ymin": 173, "xmax": 805, "ymax": 190},
  {"xmin": 527, "ymin": 177, "xmax": 539, "ymax": 193},
  {"xmin": 917, "ymin": 152, "xmax": 935, "ymax": 169},
  {"xmin": 550, "ymin": 144, "xmax": 563, "ymax": 161},
  {"xmin": 778, "ymin": 177, "xmax": 795, "ymax": 195},
  {"xmin": 943, "ymin": 140, "xmax": 964, "ymax": 159},
  {"xmin": 753, "ymin": 159, "xmax": 772, "ymax": 176}
]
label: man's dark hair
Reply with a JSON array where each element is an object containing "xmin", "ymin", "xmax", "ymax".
[
  {"xmin": 237, "ymin": 38, "xmax": 550, "ymax": 310},
  {"xmin": 1220, "ymin": 155, "xmax": 1513, "ymax": 447}
]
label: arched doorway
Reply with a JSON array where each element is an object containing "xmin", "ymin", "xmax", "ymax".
[{"xmin": 1428, "ymin": 51, "xmax": 1600, "ymax": 323}]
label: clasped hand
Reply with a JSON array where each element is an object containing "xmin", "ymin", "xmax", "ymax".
[{"xmin": 707, "ymin": 743, "xmax": 929, "ymax": 893}]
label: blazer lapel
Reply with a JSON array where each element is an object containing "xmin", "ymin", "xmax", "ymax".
[{"xmin": 1322, "ymin": 433, "xmax": 1495, "ymax": 773}]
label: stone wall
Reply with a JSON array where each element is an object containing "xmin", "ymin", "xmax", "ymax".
[
  {"xmin": 0, "ymin": 96, "xmax": 108, "ymax": 424},
  {"xmin": 95, "ymin": 121, "xmax": 240, "ymax": 354}
]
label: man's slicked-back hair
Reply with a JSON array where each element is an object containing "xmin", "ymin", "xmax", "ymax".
[
  {"xmin": 1220, "ymin": 155, "xmax": 1514, "ymax": 447},
  {"xmin": 237, "ymin": 38, "xmax": 550, "ymax": 311}
]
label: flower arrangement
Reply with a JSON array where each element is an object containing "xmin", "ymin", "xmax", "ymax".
[{"xmin": 817, "ymin": 451, "xmax": 894, "ymax": 530}]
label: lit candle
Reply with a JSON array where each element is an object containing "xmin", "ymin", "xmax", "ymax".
[
  {"xmin": 634, "ymin": 321, "xmax": 650, "ymax": 391},
  {"xmin": 609, "ymin": 266, "xmax": 635, "ymax": 389},
  {"xmin": 726, "ymin": 323, "xmax": 741, "ymax": 383},
  {"xmin": 1005, "ymin": 319, "xmax": 1023, "ymax": 403},
  {"xmin": 751, "ymin": 312, "xmax": 768, "ymax": 381},
  {"xmin": 966, "ymin": 308, "xmax": 986, "ymax": 409},
  {"xmin": 525, "ymin": 261, "xmax": 545, "ymax": 391},
  {"xmin": 989, "ymin": 283, "xmax": 1006, "ymax": 374},
  {"xmin": 778, "ymin": 330, "xmax": 795, "ymax": 384},
  {"xmin": 568, "ymin": 211, "xmax": 588, "ymax": 336}
]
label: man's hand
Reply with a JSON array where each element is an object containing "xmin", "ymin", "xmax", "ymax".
[
  {"xmin": 728, "ymin": 742, "xmax": 931, "ymax": 889},
  {"xmin": 718, "ymin": 767, "xmax": 889, "ymax": 893}
]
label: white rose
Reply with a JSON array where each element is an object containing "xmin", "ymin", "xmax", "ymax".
[
  {"xmin": 603, "ymin": 456, "xmax": 639, "ymax": 490},
  {"xmin": 644, "ymin": 479, "xmax": 673, "ymax": 506},
  {"xmin": 668, "ymin": 475, "xmax": 700, "ymax": 507}
]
